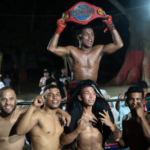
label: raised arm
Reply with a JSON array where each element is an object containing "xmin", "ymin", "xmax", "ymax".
[
  {"xmin": 101, "ymin": 13, "xmax": 123, "ymax": 54},
  {"xmin": 60, "ymin": 119, "xmax": 87, "ymax": 146},
  {"xmin": 116, "ymin": 93, "xmax": 124, "ymax": 111},
  {"xmin": 16, "ymin": 90, "xmax": 49, "ymax": 135},
  {"xmin": 47, "ymin": 19, "xmax": 70, "ymax": 57}
]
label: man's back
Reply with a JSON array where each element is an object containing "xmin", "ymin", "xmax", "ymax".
[
  {"xmin": 30, "ymin": 109, "xmax": 64, "ymax": 150},
  {"xmin": 0, "ymin": 109, "xmax": 25, "ymax": 150}
]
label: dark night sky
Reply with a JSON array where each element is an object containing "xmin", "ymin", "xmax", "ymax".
[{"xmin": 0, "ymin": 0, "xmax": 131, "ymax": 82}]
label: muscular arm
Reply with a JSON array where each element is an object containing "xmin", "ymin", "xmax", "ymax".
[
  {"xmin": 47, "ymin": 34, "xmax": 70, "ymax": 57},
  {"xmin": 16, "ymin": 105, "xmax": 39, "ymax": 135},
  {"xmin": 101, "ymin": 29, "xmax": 123, "ymax": 54}
]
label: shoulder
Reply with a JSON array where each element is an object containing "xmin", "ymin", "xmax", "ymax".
[
  {"xmin": 40, "ymin": 77, "xmax": 45, "ymax": 81},
  {"xmin": 66, "ymin": 46, "xmax": 79, "ymax": 54},
  {"xmin": 93, "ymin": 45, "xmax": 104, "ymax": 51},
  {"xmin": 66, "ymin": 46, "xmax": 77, "ymax": 50},
  {"xmin": 15, "ymin": 107, "xmax": 28, "ymax": 115}
]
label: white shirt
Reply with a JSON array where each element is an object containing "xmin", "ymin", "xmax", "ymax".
[
  {"xmin": 0, "ymin": 81, "xmax": 5, "ymax": 89},
  {"xmin": 40, "ymin": 77, "xmax": 47, "ymax": 91}
]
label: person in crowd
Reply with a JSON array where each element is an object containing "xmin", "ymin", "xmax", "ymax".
[
  {"xmin": 41, "ymin": 77, "xmax": 67, "ymax": 101},
  {"xmin": 39, "ymin": 69, "xmax": 49, "ymax": 94},
  {"xmin": 16, "ymin": 85, "xmax": 82, "ymax": 150},
  {"xmin": 59, "ymin": 68, "xmax": 70, "ymax": 90},
  {"xmin": 146, "ymin": 93, "xmax": 150, "ymax": 112},
  {"xmin": 0, "ymin": 86, "xmax": 71, "ymax": 150},
  {"xmin": 3, "ymin": 74, "xmax": 11, "ymax": 87},
  {"xmin": 116, "ymin": 92, "xmax": 130, "ymax": 130},
  {"xmin": 11, "ymin": 64, "xmax": 21, "ymax": 93},
  {"xmin": 61, "ymin": 84, "xmax": 116, "ymax": 150},
  {"xmin": 0, "ymin": 74, "xmax": 5, "ymax": 89},
  {"xmin": 113, "ymin": 86, "xmax": 150, "ymax": 150},
  {"xmin": 138, "ymin": 80, "xmax": 148, "ymax": 110}
]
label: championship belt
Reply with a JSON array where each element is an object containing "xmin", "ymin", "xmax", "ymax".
[{"xmin": 62, "ymin": 1, "xmax": 105, "ymax": 25}]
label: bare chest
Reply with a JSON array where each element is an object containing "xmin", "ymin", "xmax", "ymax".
[
  {"xmin": 69, "ymin": 51, "xmax": 101, "ymax": 68},
  {"xmin": 0, "ymin": 119, "xmax": 24, "ymax": 144},
  {"xmin": 79, "ymin": 116, "xmax": 102, "ymax": 143},
  {"xmin": 31, "ymin": 115, "xmax": 64, "ymax": 137}
]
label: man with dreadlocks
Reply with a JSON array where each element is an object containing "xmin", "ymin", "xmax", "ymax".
[{"xmin": 47, "ymin": 12, "xmax": 123, "ymax": 146}]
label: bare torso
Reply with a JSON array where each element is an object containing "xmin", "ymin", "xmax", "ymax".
[
  {"xmin": 123, "ymin": 112, "xmax": 150, "ymax": 150},
  {"xmin": 77, "ymin": 114, "xmax": 104, "ymax": 150},
  {"xmin": 67, "ymin": 46, "xmax": 103, "ymax": 81},
  {"xmin": 0, "ymin": 109, "xmax": 25, "ymax": 150},
  {"xmin": 30, "ymin": 109, "xmax": 64, "ymax": 150}
]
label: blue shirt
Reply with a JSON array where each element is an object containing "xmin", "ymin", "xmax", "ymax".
[
  {"xmin": 118, "ymin": 104, "xmax": 130, "ymax": 130},
  {"xmin": 146, "ymin": 102, "xmax": 150, "ymax": 111}
]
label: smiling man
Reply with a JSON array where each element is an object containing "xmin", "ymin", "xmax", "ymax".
[
  {"xmin": 0, "ymin": 86, "xmax": 71, "ymax": 150},
  {"xmin": 16, "ymin": 85, "xmax": 73, "ymax": 150},
  {"xmin": 113, "ymin": 86, "xmax": 150, "ymax": 150},
  {"xmin": 47, "ymin": 13, "xmax": 123, "ymax": 82},
  {"xmin": 0, "ymin": 87, "xmax": 26, "ymax": 150}
]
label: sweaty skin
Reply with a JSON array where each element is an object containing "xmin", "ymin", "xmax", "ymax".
[
  {"xmin": 77, "ymin": 114, "xmax": 104, "ymax": 150},
  {"xmin": 47, "ymin": 17, "xmax": 123, "ymax": 81}
]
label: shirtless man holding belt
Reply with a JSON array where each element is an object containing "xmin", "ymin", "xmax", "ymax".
[{"xmin": 47, "ymin": 13, "xmax": 123, "ymax": 82}]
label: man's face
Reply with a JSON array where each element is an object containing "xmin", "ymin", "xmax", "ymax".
[
  {"xmin": 44, "ymin": 72, "xmax": 49, "ymax": 77},
  {"xmin": 80, "ymin": 28, "xmax": 94, "ymax": 48},
  {"xmin": 78, "ymin": 86, "xmax": 96, "ymax": 106},
  {"xmin": 126, "ymin": 93, "xmax": 143, "ymax": 110},
  {"xmin": 46, "ymin": 88, "xmax": 61, "ymax": 109},
  {"xmin": 0, "ymin": 90, "xmax": 17, "ymax": 114},
  {"xmin": 143, "ymin": 88, "xmax": 148, "ymax": 97}
]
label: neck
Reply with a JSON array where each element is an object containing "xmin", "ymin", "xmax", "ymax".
[
  {"xmin": 0, "ymin": 111, "xmax": 14, "ymax": 120},
  {"xmin": 80, "ymin": 45, "xmax": 92, "ymax": 53},
  {"xmin": 44, "ymin": 106, "xmax": 57, "ymax": 115},
  {"xmin": 82, "ymin": 105, "xmax": 93, "ymax": 116}
]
